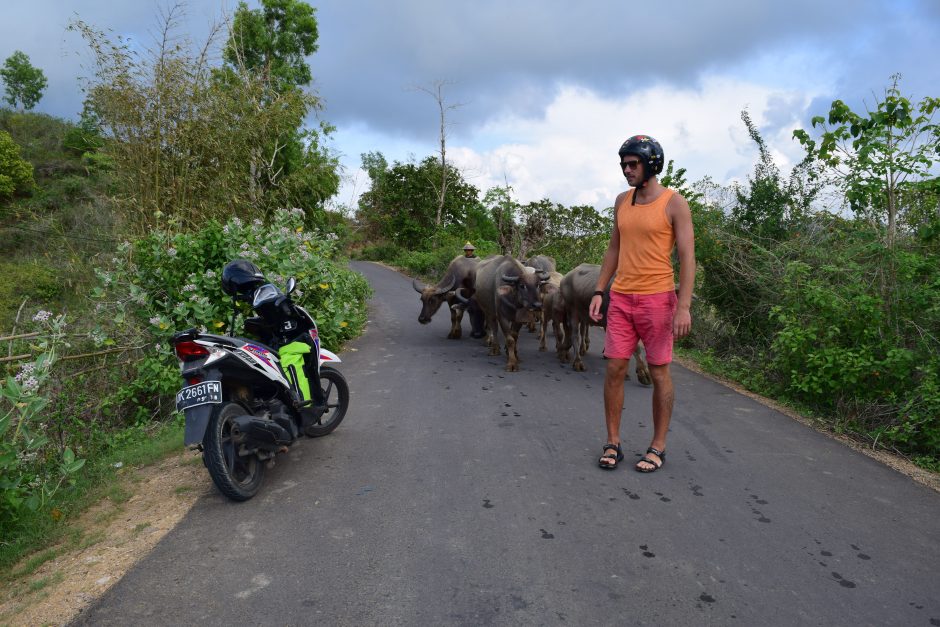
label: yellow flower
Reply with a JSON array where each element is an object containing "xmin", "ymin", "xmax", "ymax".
[
  {"xmin": 50, "ymin": 508, "xmax": 63, "ymax": 521},
  {"xmin": 214, "ymin": 321, "xmax": 225, "ymax": 328},
  {"xmin": 159, "ymin": 322, "xmax": 168, "ymax": 330},
  {"xmin": 296, "ymin": 226, "xmax": 303, "ymax": 233},
  {"xmin": 339, "ymin": 321, "xmax": 348, "ymax": 328},
  {"xmin": 319, "ymin": 283, "xmax": 330, "ymax": 289}
]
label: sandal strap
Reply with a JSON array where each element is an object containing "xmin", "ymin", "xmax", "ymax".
[
  {"xmin": 603, "ymin": 443, "xmax": 622, "ymax": 453},
  {"xmin": 645, "ymin": 447, "xmax": 665, "ymax": 460}
]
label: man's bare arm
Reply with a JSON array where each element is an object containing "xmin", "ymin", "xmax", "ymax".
[
  {"xmin": 667, "ymin": 193, "xmax": 695, "ymax": 336},
  {"xmin": 589, "ymin": 192, "xmax": 625, "ymax": 321}
]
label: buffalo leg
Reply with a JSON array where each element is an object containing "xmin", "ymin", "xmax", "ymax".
[
  {"xmin": 571, "ymin": 311, "xmax": 586, "ymax": 372},
  {"xmin": 448, "ymin": 306, "xmax": 463, "ymax": 340},
  {"xmin": 503, "ymin": 320, "xmax": 520, "ymax": 371},
  {"xmin": 486, "ymin": 314, "xmax": 501, "ymax": 355},
  {"xmin": 538, "ymin": 310, "xmax": 548, "ymax": 351},
  {"xmin": 468, "ymin": 301, "xmax": 486, "ymax": 339}
]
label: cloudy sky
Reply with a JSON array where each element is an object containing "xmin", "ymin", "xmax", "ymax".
[{"xmin": 3, "ymin": 0, "xmax": 939, "ymax": 211}]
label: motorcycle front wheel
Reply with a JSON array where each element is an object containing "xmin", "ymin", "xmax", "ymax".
[
  {"xmin": 203, "ymin": 401, "xmax": 265, "ymax": 501},
  {"xmin": 304, "ymin": 366, "xmax": 349, "ymax": 437}
]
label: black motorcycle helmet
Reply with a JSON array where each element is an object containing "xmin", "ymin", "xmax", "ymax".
[
  {"xmin": 618, "ymin": 135, "xmax": 664, "ymax": 203},
  {"xmin": 221, "ymin": 259, "xmax": 266, "ymax": 300}
]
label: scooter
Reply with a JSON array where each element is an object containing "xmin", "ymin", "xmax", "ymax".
[{"xmin": 171, "ymin": 260, "xmax": 349, "ymax": 501}]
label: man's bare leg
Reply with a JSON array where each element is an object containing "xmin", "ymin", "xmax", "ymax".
[
  {"xmin": 637, "ymin": 363, "xmax": 673, "ymax": 470},
  {"xmin": 600, "ymin": 357, "xmax": 629, "ymax": 467}
]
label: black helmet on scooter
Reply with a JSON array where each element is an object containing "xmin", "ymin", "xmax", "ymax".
[{"xmin": 221, "ymin": 259, "xmax": 266, "ymax": 300}]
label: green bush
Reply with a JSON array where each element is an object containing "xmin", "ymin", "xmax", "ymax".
[
  {"xmin": 0, "ymin": 313, "xmax": 85, "ymax": 530},
  {"xmin": 0, "ymin": 129, "xmax": 34, "ymax": 199},
  {"xmin": 91, "ymin": 208, "xmax": 372, "ymax": 421}
]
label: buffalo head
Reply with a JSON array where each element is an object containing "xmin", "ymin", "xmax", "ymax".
[{"xmin": 414, "ymin": 276, "xmax": 456, "ymax": 324}]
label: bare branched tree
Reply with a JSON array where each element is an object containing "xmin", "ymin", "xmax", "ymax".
[{"xmin": 414, "ymin": 80, "xmax": 463, "ymax": 231}]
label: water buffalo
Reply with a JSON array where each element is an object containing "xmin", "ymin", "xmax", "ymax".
[
  {"xmin": 412, "ymin": 255, "xmax": 480, "ymax": 339},
  {"xmin": 523, "ymin": 256, "xmax": 557, "ymax": 333},
  {"xmin": 537, "ymin": 270, "xmax": 564, "ymax": 353},
  {"xmin": 559, "ymin": 263, "xmax": 651, "ymax": 383},
  {"xmin": 472, "ymin": 255, "xmax": 545, "ymax": 372}
]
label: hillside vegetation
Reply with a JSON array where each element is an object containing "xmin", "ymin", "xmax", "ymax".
[{"xmin": 0, "ymin": 0, "xmax": 369, "ymax": 569}]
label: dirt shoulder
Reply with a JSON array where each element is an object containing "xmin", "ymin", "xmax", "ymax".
[
  {"xmin": 0, "ymin": 451, "xmax": 212, "ymax": 627},
  {"xmin": 2, "ymin": 358, "xmax": 937, "ymax": 625}
]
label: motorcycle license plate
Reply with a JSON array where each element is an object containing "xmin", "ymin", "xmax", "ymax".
[{"xmin": 175, "ymin": 381, "xmax": 222, "ymax": 411}]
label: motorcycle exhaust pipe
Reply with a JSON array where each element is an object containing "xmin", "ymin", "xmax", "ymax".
[{"xmin": 231, "ymin": 415, "xmax": 293, "ymax": 448}]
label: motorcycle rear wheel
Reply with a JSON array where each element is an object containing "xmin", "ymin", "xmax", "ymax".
[
  {"xmin": 304, "ymin": 366, "xmax": 349, "ymax": 437},
  {"xmin": 203, "ymin": 401, "xmax": 265, "ymax": 501}
]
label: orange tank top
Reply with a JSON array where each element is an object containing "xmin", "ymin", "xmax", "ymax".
[{"xmin": 612, "ymin": 188, "xmax": 676, "ymax": 295}]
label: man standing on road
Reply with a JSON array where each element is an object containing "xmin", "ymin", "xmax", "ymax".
[{"xmin": 589, "ymin": 135, "xmax": 695, "ymax": 472}]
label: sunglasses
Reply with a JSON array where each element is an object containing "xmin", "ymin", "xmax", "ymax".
[{"xmin": 620, "ymin": 159, "xmax": 641, "ymax": 170}]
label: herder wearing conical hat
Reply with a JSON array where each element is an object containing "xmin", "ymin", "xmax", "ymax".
[{"xmin": 463, "ymin": 241, "xmax": 477, "ymax": 258}]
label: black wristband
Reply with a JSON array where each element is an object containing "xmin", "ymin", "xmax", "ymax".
[{"xmin": 593, "ymin": 290, "xmax": 604, "ymax": 298}]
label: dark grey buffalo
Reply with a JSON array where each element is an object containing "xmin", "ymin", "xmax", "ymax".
[
  {"xmin": 537, "ymin": 271, "xmax": 564, "ymax": 353},
  {"xmin": 559, "ymin": 263, "xmax": 651, "ymax": 383},
  {"xmin": 472, "ymin": 255, "xmax": 545, "ymax": 372},
  {"xmin": 523, "ymin": 256, "xmax": 557, "ymax": 333},
  {"xmin": 412, "ymin": 255, "xmax": 480, "ymax": 339}
]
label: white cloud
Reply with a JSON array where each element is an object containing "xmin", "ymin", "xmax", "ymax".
[{"xmin": 426, "ymin": 77, "xmax": 823, "ymax": 210}]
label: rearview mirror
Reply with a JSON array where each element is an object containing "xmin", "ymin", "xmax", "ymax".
[{"xmin": 285, "ymin": 277, "xmax": 297, "ymax": 294}]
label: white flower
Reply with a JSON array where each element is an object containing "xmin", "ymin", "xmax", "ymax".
[
  {"xmin": 204, "ymin": 269, "xmax": 216, "ymax": 278},
  {"xmin": 240, "ymin": 242, "xmax": 250, "ymax": 250},
  {"xmin": 253, "ymin": 219, "xmax": 263, "ymax": 227},
  {"xmin": 182, "ymin": 284, "xmax": 197, "ymax": 292},
  {"xmin": 21, "ymin": 375, "xmax": 39, "ymax": 391},
  {"xmin": 261, "ymin": 246, "xmax": 271, "ymax": 256},
  {"xmin": 149, "ymin": 316, "xmax": 162, "ymax": 325},
  {"xmin": 231, "ymin": 217, "xmax": 243, "ymax": 227},
  {"xmin": 223, "ymin": 225, "xmax": 230, "ymax": 234},
  {"xmin": 33, "ymin": 310, "xmax": 52, "ymax": 322},
  {"xmin": 167, "ymin": 247, "xmax": 177, "ymax": 257}
]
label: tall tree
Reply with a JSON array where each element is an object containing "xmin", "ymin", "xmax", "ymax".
[
  {"xmin": 0, "ymin": 51, "xmax": 47, "ymax": 111},
  {"xmin": 794, "ymin": 75, "xmax": 940, "ymax": 246},
  {"xmin": 224, "ymin": 0, "xmax": 319, "ymax": 93},
  {"xmin": 221, "ymin": 0, "xmax": 336, "ymax": 211},
  {"xmin": 358, "ymin": 154, "xmax": 479, "ymax": 246},
  {"xmin": 415, "ymin": 80, "xmax": 462, "ymax": 230}
]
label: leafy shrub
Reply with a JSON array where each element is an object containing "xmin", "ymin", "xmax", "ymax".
[
  {"xmin": 1, "ymin": 312, "xmax": 85, "ymax": 530},
  {"xmin": 90, "ymin": 208, "xmax": 371, "ymax": 421},
  {"xmin": 0, "ymin": 129, "xmax": 34, "ymax": 199}
]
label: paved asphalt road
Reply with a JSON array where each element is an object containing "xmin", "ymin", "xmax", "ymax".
[{"xmin": 75, "ymin": 261, "xmax": 940, "ymax": 626}]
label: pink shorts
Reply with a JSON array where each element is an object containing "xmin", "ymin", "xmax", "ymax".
[{"xmin": 604, "ymin": 290, "xmax": 677, "ymax": 365}]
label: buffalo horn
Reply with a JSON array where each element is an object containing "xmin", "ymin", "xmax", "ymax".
[
  {"xmin": 454, "ymin": 287, "xmax": 470, "ymax": 306},
  {"xmin": 434, "ymin": 276, "xmax": 457, "ymax": 295},
  {"xmin": 412, "ymin": 278, "xmax": 426, "ymax": 293},
  {"xmin": 501, "ymin": 273, "xmax": 520, "ymax": 283}
]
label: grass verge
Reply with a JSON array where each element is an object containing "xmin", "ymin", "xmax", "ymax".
[{"xmin": 0, "ymin": 418, "xmax": 184, "ymax": 574}]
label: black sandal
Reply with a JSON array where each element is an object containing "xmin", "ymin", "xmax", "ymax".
[
  {"xmin": 598, "ymin": 443, "xmax": 624, "ymax": 469},
  {"xmin": 635, "ymin": 447, "xmax": 665, "ymax": 473}
]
